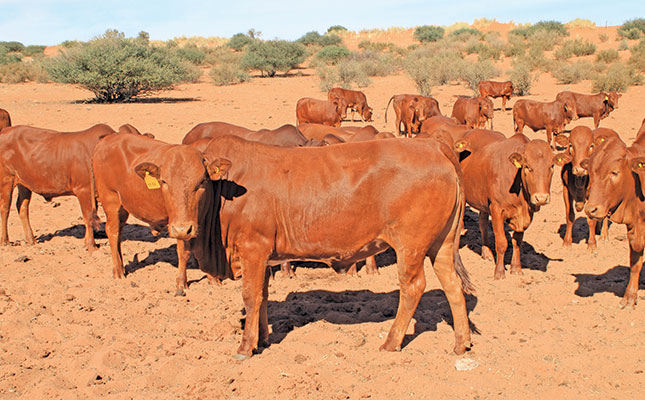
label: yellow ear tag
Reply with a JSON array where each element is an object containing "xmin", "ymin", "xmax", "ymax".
[
  {"xmin": 214, "ymin": 166, "xmax": 220, "ymax": 174},
  {"xmin": 513, "ymin": 160, "xmax": 522, "ymax": 169},
  {"xmin": 604, "ymin": 96, "xmax": 609, "ymax": 101},
  {"xmin": 600, "ymin": 137, "xmax": 605, "ymax": 142},
  {"xmin": 456, "ymin": 142, "xmax": 463, "ymax": 148},
  {"xmin": 144, "ymin": 171, "xmax": 161, "ymax": 190},
  {"xmin": 639, "ymin": 162, "xmax": 644, "ymax": 168}
]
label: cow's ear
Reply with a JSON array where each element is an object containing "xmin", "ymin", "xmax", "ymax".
[
  {"xmin": 554, "ymin": 134, "xmax": 570, "ymax": 148},
  {"xmin": 134, "ymin": 162, "xmax": 160, "ymax": 179},
  {"xmin": 553, "ymin": 152, "xmax": 572, "ymax": 166},
  {"xmin": 454, "ymin": 139, "xmax": 469, "ymax": 153},
  {"xmin": 580, "ymin": 158, "xmax": 590, "ymax": 170},
  {"xmin": 509, "ymin": 152, "xmax": 524, "ymax": 169},
  {"xmin": 629, "ymin": 157, "xmax": 645, "ymax": 174},
  {"xmin": 205, "ymin": 157, "xmax": 232, "ymax": 180}
]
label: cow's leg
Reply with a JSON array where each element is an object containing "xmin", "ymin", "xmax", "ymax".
[
  {"xmin": 600, "ymin": 218, "xmax": 609, "ymax": 240},
  {"xmin": 502, "ymin": 96, "xmax": 507, "ymax": 111},
  {"xmin": 75, "ymin": 187, "xmax": 98, "ymax": 251},
  {"xmin": 15, "ymin": 185, "xmax": 35, "ymax": 245},
  {"xmin": 258, "ymin": 267, "xmax": 271, "ymax": 347},
  {"xmin": 509, "ymin": 231, "xmax": 524, "ymax": 275},
  {"xmin": 235, "ymin": 251, "xmax": 270, "ymax": 359},
  {"xmin": 103, "ymin": 194, "xmax": 128, "ymax": 279},
  {"xmin": 490, "ymin": 206, "xmax": 507, "ymax": 280},
  {"xmin": 514, "ymin": 117, "xmax": 523, "ymax": 134},
  {"xmin": 380, "ymin": 248, "xmax": 426, "ymax": 352},
  {"xmin": 175, "ymin": 239, "xmax": 191, "ymax": 296},
  {"xmin": 562, "ymin": 180, "xmax": 575, "ymax": 248},
  {"xmin": 587, "ymin": 218, "xmax": 598, "ymax": 252},
  {"xmin": 621, "ymin": 246, "xmax": 644, "ymax": 308},
  {"xmin": 364, "ymin": 256, "xmax": 378, "ymax": 274},
  {"xmin": 395, "ymin": 116, "xmax": 402, "ymax": 136},
  {"xmin": 478, "ymin": 211, "xmax": 494, "ymax": 260},
  {"xmin": 280, "ymin": 262, "xmax": 295, "ymax": 278},
  {"xmin": 593, "ymin": 112, "xmax": 600, "ymax": 129},
  {"xmin": 546, "ymin": 126, "xmax": 554, "ymax": 149},
  {"xmin": 0, "ymin": 179, "xmax": 14, "ymax": 245}
]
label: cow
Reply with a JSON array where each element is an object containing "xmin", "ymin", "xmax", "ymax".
[
  {"xmin": 555, "ymin": 91, "xmax": 622, "ymax": 128},
  {"xmin": 182, "ymin": 121, "xmax": 314, "ymax": 148},
  {"xmin": 92, "ymin": 133, "xmax": 230, "ymax": 296},
  {"xmin": 327, "ymin": 88, "xmax": 373, "ymax": 122},
  {"xmin": 201, "ymin": 136, "xmax": 473, "ymax": 359},
  {"xmin": 0, "ymin": 108, "xmax": 11, "ymax": 130},
  {"xmin": 461, "ymin": 130, "xmax": 570, "ymax": 279},
  {"xmin": 298, "ymin": 123, "xmax": 362, "ymax": 142},
  {"xmin": 583, "ymin": 136, "xmax": 645, "ymax": 308},
  {"xmin": 478, "ymin": 80, "xmax": 513, "ymax": 111},
  {"xmin": 385, "ymin": 94, "xmax": 442, "ymax": 137},
  {"xmin": 118, "ymin": 123, "xmax": 155, "ymax": 139},
  {"xmin": 0, "ymin": 124, "xmax": 117, "ymax": 251},
  {"xmin": 451, "ymin": 96, "xmax": 494, "ymax": 129},
  {"xmin": 513, "ymin": 98, "xmax": 576, "ymax": 148},
  {"xmin": 555, "ymin": 127, "xmax": 620, "ymax": 250},
  {"xmin": 296, "ymin": 98, "xmax": 345, "ymax": 127},
  {"xmin": 420, "ymin": 116, "xmax": 471, "ymax": 146}
]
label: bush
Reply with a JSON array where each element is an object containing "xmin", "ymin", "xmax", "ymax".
[
  {"xmin": 449, "ymin": 27, "xmax": 482, "ymax": 41},
  {"xmin": 241, "ymin": 40, "xmax": 306, "ymax": 77},
  {"xmin": 315, "ymin": 46, "xmax": 351, "ymax": 65},
  {"xmin": 297, "ymin": 31, "xmax": 322, "ymax": 46},
  {"xmin": 566, "ymin": 18, "xmax": 596, "ymax": 28},
  {"xmin": 504, "ymin": 35, "xmax": 527, "ymax": 57},
  {"xmin": 45, "ymin": 30, "xmax": 200, "ymax": 102},
  {"xmin": 319, "ymin": 34, "xmax": 342, "ymax": 47},
  {"xmin": 556, "ymin": 39, "xmax": 597, "ymax": 59},
  {"xmin": 510, "ymin": 21, "xmax": 569, "ymax": 39},
  {"xmin": 316, "ymin": 65, "xmax": 340, "ymax": 91},
  {"xmin": 227, "ymin": 33, "xmax": 254, "ymax": 51},
  {"xmin": 0, "ymin": 61, "xmax": 49, "ymax": 83},
  {"xmin": 618, "ymin": 19, "xmax": 645, "ymax": 39},
  {"xmin": 509, "ymin": 61, "xmax": 538, "ymax": 95},
  {"xmin": 460, "ymin": 60, "xmax": 499, "ymax": 94},
  {"xmin": 596, "ymin": 49, "xmax": 620, "ymax": 63},
  {"xmin": 404, "ymin": 48, "xmax": 464, "ymax": 94},
  {"xmin": 358, "ymin": 40, "xmax": 390, "ymax": 52},
  {"xmin": 619, "ymin": 39, "xmax": 629, "ymax": 51},
  {"xmin": 414, "ymin": 25, "xmax": 444, "ymax": 43},
  {"xmin": 209, "ymin": 63, "xmax": 250, "ymax": 86},
  {"xmin": 552, "ymin": 61, "xmax": 594, "ymax": 84},
  {"xmin": 0, "ymin": 41, "xmax": 25, "ymax": 53},
  {"xmin": 174, "ymin": 45, "xmax": 207, "ymax": 65},
  {"xmin": 327, "ymin": 25, "xmax": 347, "ymax": 33},
  {"xmin": 338, "ymin": 60, "xmax": 371, "ymax": 87},
  {"xmin": 599, "ymin": 33, "xmax": 609, "ymax": 43},
  {"xmin": 528, "ymin": 30, "xmax": 561, "ymax": 51},
  {"xmin": 592, "ymin": 62, "xmax": 643, "ymax": 92},
  {"xmin": 23, "ymin": 45, "xmax": 46, "ymax": 56},
  {"xmin": 348, "ymin": 51, "xmax": 399, "ymax": 76},
  {"xmin": 629, "ymin": 40, "xmax": 645, "ymax": 71}
]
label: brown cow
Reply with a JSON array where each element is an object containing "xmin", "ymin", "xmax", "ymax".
[
  {"xmin": 513, "ymin": 98, "xmax": 576, "ymax": 148},
  {"xmin": 118, "ymin": 123, "xmax": 155, "ymax": 139},
  {"xmin": 420, "ymin": 116, "xmax": 470, "ymax": 146},
  {"xmin": 478, "ymin": 80, "xmax": 513, "ymax": 111},
  {"xmin": 461, "ymin": 130, "xmax": 570, "ymax": 279},
  {"xmin": 201, "ymin": 136, "xmax": 473, "ymax": 359},
  {"xmin": 182, "ymin": 122, "xmax": 314, "ymax": 148},
  {"xmin": 92, "ymin": 133, "xmax": 229, "ymax": 295},
  {"xmin": 385, "ymin": 94, "xmax": 442, "ymax": 137},
  {"xmin": 327, "ymin": 88, "xmax": 373, "ymax": 122},
  {"xmin": 451, "ymin": 96, "xmax": 494, "ymax": 129},
  {"xmin": 0, "ymin": 108, "xmax": 11, "ymax": 130},
  {"xmin": 555, "ymin": 91, "xmax": 621, "ymax": 128},
  {"xmin": 583, "ymin": 136, "xmax": 645, "ymax": 308},
  {"xmin": 555, "ymin": 127, "xmax": 620, "ymax": 250},
  {"xmin": 0, "ymin": 124, "xmax": 117, "ymax": 251},
  {"xmin": 296, "ymin": 97, "xmax": 345, "ymax": 127}
]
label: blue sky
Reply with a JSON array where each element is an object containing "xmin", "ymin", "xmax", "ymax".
[{"xmin": 0, "ymin": 0, "xmax": 642, "ymax": 45}]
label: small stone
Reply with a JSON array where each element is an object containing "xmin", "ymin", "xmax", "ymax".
[
  {"xmin": 14, "ymin": 255, "xmax": 30, "ymax": 262},
  {"xmin": 64, "ymin": 294, "xmax": 75, "ymax": 302},
  {"xmin": 616, "ymin": 235, "xmax": 626, "ymax": 241},
  {"xmin": 454, "ymin": 358, "xmax": 479, "ymax": 371},
  {"xmin": 130, "ymin": 281, "xmax": 139, "ymax": 288}
]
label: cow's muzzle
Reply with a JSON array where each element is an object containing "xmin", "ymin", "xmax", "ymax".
[
  {"xmin": 531, "ymin": 193, "xmax": 550, "ymax": 206},
  {"xmin": 169, "ymin": 224, "xmax": 197, "ymax": 240},
  {"xmin": 584, "ymin": 204, "xmax": 606, "ymax": 220}
]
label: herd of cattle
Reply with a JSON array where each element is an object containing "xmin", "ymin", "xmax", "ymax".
[{"xmin": 0, "ymin": 80, "xmax": 643, "ymax": 361}]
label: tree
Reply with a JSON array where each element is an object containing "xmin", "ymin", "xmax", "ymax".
[{"xmin": 241, "ymin": 40, "xmax": 306, "ymax": 77}]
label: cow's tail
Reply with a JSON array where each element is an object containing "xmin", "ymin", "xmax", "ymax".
[
  {"xmin": 452, "ymin": 171, "xmax": 474, "ymax": 295},
  {"xmin": 89, "ymin": 155, "xmax": 99, "ymax": 231},
  {"xmin": 384, "ymin": 96, "xmax": 395, "ymax": 123}
]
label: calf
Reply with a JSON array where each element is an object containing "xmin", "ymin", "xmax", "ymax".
[
  {"xmin": 202, "ymin": 136, "xmax": 473, "ymax": 359},
  {"xmin": 0, "ymin": 124, "xmax": 116, "ymax": 250},
  {"xmin": 584, "ymin": 137, "xmax": 645, "ymax": 308},
  {"xmin": 478, "ymin": 80, "xmax": 513, "ymax": 110},
  {"xmin": 513, "ymin": 98, "xmax": 576, "ymax": 148},
  {"xmin": 296, "ymin": 97, "xmax": 345, "ymax": 127},
  {"xmin": 92, "ymin": 134, "xmax": 229, "ymax": 295},
  {"xmin": 451, "ymin": 96, "xmax": 494, "ymax": 129},
  {"xmin": 555, "ymin": 91, "xmax": 621, "ymax": 128},
  {"xmin": 182, "ymin": 121, "xmax": 313, "ymax": 147},
  {"xmin": 0, "ymin": 108, "xmax": 11, "ymax": 130},
  {"xmin": 385, "ymin": 94, "xmax": 441, "ymax": 137},
  {"xmin": 461, "ymin": 130, "xmax": 569, "ymax": 279},
  {"xmin": 420, "ymin": 116, "xmax": 470, "ymax": 145},
  {"xmin": 327, "ymin": 88, "xmax": 373, "ymax": 122}
]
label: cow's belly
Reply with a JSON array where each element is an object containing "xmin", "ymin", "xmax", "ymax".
[{"xmin": 267, "ymin": 238, "xmax": 389, "ymax": 266}]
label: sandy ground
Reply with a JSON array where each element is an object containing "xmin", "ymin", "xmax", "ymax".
[{"xmin": 0, "ymin": 25, "xmax": 644, "ymax": 399}]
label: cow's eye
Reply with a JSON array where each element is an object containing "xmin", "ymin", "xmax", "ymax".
[
  {"xmin": 569, "ymin": 146, "xmax": 573, "ymax": 154},
  {"xmin": 525, "ymin": 167, "xmax": 533, "ymax": 173},
  {"xmin": 611, "ymin": 170, "xmax": 619, "ymax": 177}
]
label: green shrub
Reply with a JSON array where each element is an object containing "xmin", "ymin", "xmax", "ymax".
[
  {"xmin": 0, "ymin": 60, "xmax": 49, "ymax": 83},
  {"xmin": 338, "ymin": 60, "xmax": 371, "ymax": 87},
  {"xmin": 449, "ymin": 27, "xmax": 482, "ymax": 41},
  {"xmin": 629, "ymin": 40, "xmax": 645, "ymax": 71},
  {"xmin": 0, "ymin": 41, "xmax": 25, "ymax": 53},
  {"xmin": 241, "ymin": 40, "xmax": 306, "ymax": 77},
  {"xmin": 404, "ymin": 48, "xmax": 463, "ymax": 94},
  {"xmin": 23, "ymin": 45, "xmax": 46, "ymax": 56},
  {"xmin": 592, "ymin": 62, "xmax": 643, "ymax": 91},
  {"xmin": 478, "ymin": 44, "xmax": 501, "ymax": 61},
  {"xmin": 509, "ymin": 60, "xmax": 538, "ymax": 95},
  {"xmin": 316, "ymin": 65, "xmax": 340, "ymax": 91},
  {"xmin": 599, "ymin": 33, "xmax": 609, "ymax": 43},
  {"xmin": 358, "ymin": 40, "xmax": 390, "ymax": 52},
  {"xmin": 227, "ymin": 33, "xmax": 254, "ymax": 51},
  {"xmin": 315, "ymin": 46, "xmax": 351, "ymax": 65},
  {"xmin": 174, "ymin": 45, "xmax": 207, "ymax": 65},
  {"xmin": 318, "ymin": 34, "xmax": 342, "ymax": 47},
  {"xmin": 209, "ymin": 63, "xmax": 250, "ymax": 86},
  {"xmin": 348, "ymin": 51, "xmax": 399, "ymax": 76},
  {"xmin": 504, "ymin": 35, "xmax": 527, "ymax": 57},
  {"xmin": 618, "ymin": 19, "xmax": 645, "ymax": 39},
  {"xmin": 528, "ymin": 30, "xmax": 561, "ymax": 51},
  {"xmin": 596, "ymin": 49, "xmax": 620, "ymax": 63},
  {"xmin": 566, "ymin": 19, "xmax": 596, "ymax": 28},
  {"xmin": 0, "ymin": 51, "xmax": 22, "ymax": 65},
  {"xmin": 552, "ymin": 61, "xmax": 594, "ymax": 84},
  {"xmin": 45, "ymin": 30, "xmax": 200, "ymax": 102},
  {"xmin": 414, "ymin": 25, "xmax": 445, "ymax": 43},
  {"xmin": 297, "ymin": 31, "xmax": 322, "ymax": 46},
  {"xmin": 556, "ymin": 39, "xmax": 597, "ymax": 59},
  {"xmin": 405, "ymin": 57, "xmax": 433, "ymax": 95},
  {"xmin": 460, "ymin": 60, "xmax": 499, "ymax": 94},
  {"xmin": 327, "ymin": 25, "xmax": 347, "ymax": 33},
  {"xmin": 531, "ymin": 21, "xmax": 569, "ymax": 36},
  {"xmin": 619, "ymin": 39, "xmax": 629, "ymax": 51}
]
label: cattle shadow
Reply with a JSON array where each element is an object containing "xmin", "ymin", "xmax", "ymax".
[
  {"xmin": 556, "ymin": 217, "xmax": 610, "ymax": 244},
  {"xmin": 72, "ymin": 97, "xmax": 199, "ymax": 104},
  {"xmin": 37, "ymin": 222, "xmax": 164, "ymax": 245},
  {"xmin": 124, "ymin": 243, "xmax": 187, "ymax": 276},
  {"xmin": 260, "ymin": 289, "xmax": 479, "ymax": 351},
  {"xmin": 573, "ymin": 265, "xmax": 644, "ymax": 299},
  {"xmin": 460, "ymin": 207, "xmax": 560, "ymax": 273}
]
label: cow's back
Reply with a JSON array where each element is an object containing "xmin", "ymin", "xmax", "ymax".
[{"xmin": 182, "ymin": 121, "xmax": 252, "ymax": 145}]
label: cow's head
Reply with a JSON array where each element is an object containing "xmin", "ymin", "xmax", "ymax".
[
  {"xmin": 362, "ymin": 107, "xmax": 374, "ymax": 122},
  {"xmin": 583, "ymin": 137, "xmax": 633, "ymax": 221},
  {"xmin": 561, "ymin": 99, "xmax": 577, "ymax": 124},
  {"xmin": 606, "ymin": 91, "xmax": 621, "ymax": 110},
  {"xmin": 332, "ymin": 99, "xmax": 348, "ymax": 117},
  {"xmin": 134, "ymin": 146, "xmax": 231, "ymax": 241},
  {"xmin": 412, "ymin": 98, "xmax": 433, "ymax": 123},
  {"xmin": 504, "ymin": 81, "xmax": 514, "ymax": 97},
  {"xmin": 479, "ymin": 97, "xmax": 494, "ymax": 129},
  {"xmin": 557, "ymin": 126, "xmax": 595, "ymax": 176},
  {"xmin": 509, "ymin": 139, "xmax": 568, "ymax": 207}
]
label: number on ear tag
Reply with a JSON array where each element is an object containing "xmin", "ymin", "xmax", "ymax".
[
  {"xmin": 144, "ymin": 171, "xmax": 161, "ymax": 189},
  {"xmin": 513, "ymin": 159, "xmax": 522, "ymax": 169}
]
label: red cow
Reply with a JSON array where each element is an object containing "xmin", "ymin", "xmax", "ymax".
[
  {"xmin": 385, "ymin": 94, "xmax": 442, "ymax": 137},
  {"xmin": 327, "ymin": 88, "xmax": 373, "ymax": 122},
  {"xmin": 92, "ymin": 133, "xmax": 229, "ymax": 295},
  {"xmin": 0, "ymin": 108, "xmax": 11, "ymax": 130},
  {"xmin": 202, "ymin": 136, "xmax": 473, "ymax": 359},
  {"xmin": 478, "ymin": 80, "xmax": 513, "ymax": 110},
  {"xmin": 513, "ymin": 98, "xmax": 576, "ymax": 148},
  {"xmin": 555, "ymin": 91, "xmax": 622, "ymax": 128},
  {"xmin": 296, "ymin": 98, "xmax": 345, "ymax": 127},
  {"xmin": 182, "ymin": 121, "xmax": 315, "ymax": 147},
  {"xmin": 451, "ymin": 96, "xmax": 494, "ymax": 129},
  {"xmin": 420, "ymin": 116, "xmax": 470, "ymax": 145},
  {"xmin": 461, "ymin": 130, "xmax": 569, "ymax": 279},
  {"xmin": 0, "ymin": 124, "xmax": 117, "ymax": 250}
]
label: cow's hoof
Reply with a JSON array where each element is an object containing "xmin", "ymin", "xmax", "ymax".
[
  {"xmin": 232, "ymin": 353, "xmax": 251, "ymax": 361},
  {"xmin": 174, "ymin": 288, "xmax": 186, "ymax": 297}
]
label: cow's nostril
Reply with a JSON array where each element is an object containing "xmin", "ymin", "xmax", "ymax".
[{"xmin": 186, "ymin": 225, "xmax": 193, "ymax": 236}]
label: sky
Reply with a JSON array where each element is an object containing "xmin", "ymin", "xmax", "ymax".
[{"xmin": 0, "ymin": 0, "xmax": 643, "ymax": 46}]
